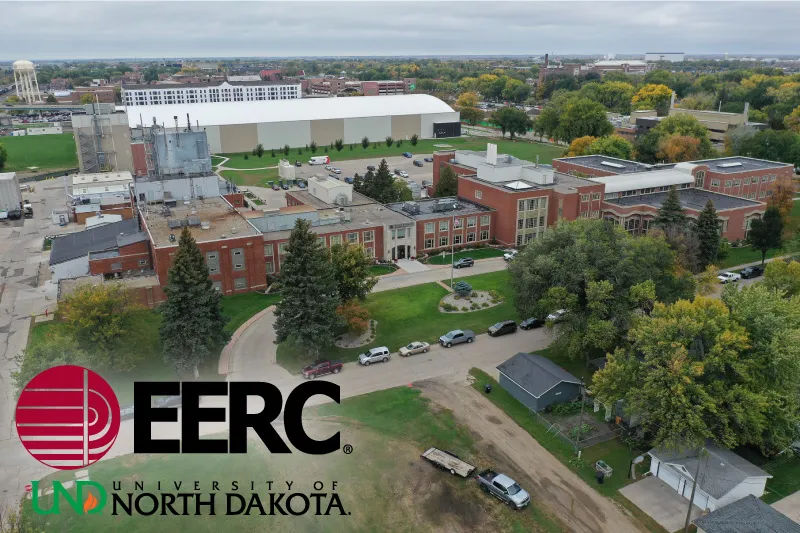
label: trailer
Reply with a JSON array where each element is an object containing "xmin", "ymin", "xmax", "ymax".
[
  {"xmin": 0, "ymin": 172, "xmax": 23, "ymax": 212},
  {"xmin": 421, "ymin": 447, "xmax": 476, "ymax": 477}
]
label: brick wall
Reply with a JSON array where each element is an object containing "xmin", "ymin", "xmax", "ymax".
[
  {"xmin": 222, "ymin": 193, "xmax": 245, "ymax": 208},
  {"xmin": 551, "ymin": 160, "xmax": 618, "ymax": 177},
  {"xmin": 433, "ymin": 151, "xmax": 476, "ymax": 190},
  {"xmin": 697, "ymin": 164, "xmax": 794, "ymax": 201},
  {"xmin": 89, "ymin": 240, "xmax": 152, "ymax": 276},
  {"xmin": 131, "ymin": 143, "xmax": 148, "ymax": 177},
  {"xmin": 414, "ymin": 212, "xmax": 493, "ymax": 256}
]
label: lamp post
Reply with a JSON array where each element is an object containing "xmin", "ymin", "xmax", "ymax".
[{"xmin": 450, "ymin": 205, "xmax": 458, "ymax": 288}]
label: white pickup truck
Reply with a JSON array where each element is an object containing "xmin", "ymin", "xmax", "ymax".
[
  {"xmin": 718, "ymin": 271, "xmax": 741, "ymax": 284},
  {"xmin": 475, "ymin": 469, "xmax": 530, "ymax": 509}
]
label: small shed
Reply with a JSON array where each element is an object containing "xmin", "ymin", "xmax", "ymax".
[{"xmin": 496, "ymin": 353, "xmax": 582, "ymax": 412}]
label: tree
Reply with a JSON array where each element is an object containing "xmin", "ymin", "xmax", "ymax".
[
  {"xmin": 159, "ymin": 227, "xmax": 228, "ymax": 378},
  {"xmin": 456, "ymin": 91, "xmax": 479, "ymax": 108},
  {"xmin": 410, "ymin": 133, "xmax": 418, "ymax": 146},
  {"xmin": 0, "ymin": 144, "xmax": 6, "ymax": 171},
  {"xmin": 763, "ymin": 259, "xmax": 800, "ymax": 297},
  {"xmin": 460, "ymin": 106, "xmax": 483, "ymax": 126},
  {"xmin": 490, "ymin": 107, "xmax": 532, "ymax": 139},
  {"xmin": 654, "ymin": 114, "xmax": 714, "ymax": 158},
  {"xmin": 385, "ymin": 136, "xmax": 394, "ymax": 147},
  {"xmin": 361, "ymin": 136, "xmax": 369, "ymax": 150},
  {"xmin": 393, "ymin": 179, "xmax": 413, "ymax": 201},
  {"xmin": 586, "ymin": 135, "xmax": 634, "ymax": 160},
  {"xmin": 310, "ymin": 141, "xmax": 317, "ymax": 153},
  {"xmin": 785, "ymin": 105, "xmax": 800, "ymax": 133},
  {"xmin": 724, "ymin": 125, "xmax": 757, "ymax": 156},
  {"xmin": 45, "ymin": 93, "xmax": 58, "ymax": 104},
  {"xmin": 653, "ymin": 186, "xmax": 687, "ymax": 230},
  {"xmin": 330, "ymin": 243, "xmax": 378, "ymax": 302},
  {"xmin": 677, "ymin": 92, "xmax": 716, "ymax": 111},
  {"xmin": 592, "ymin": 297, "xmax": 752, "ymax": 450},
  {"xmin": 555, "ymin": 98, "xmax": 613, "ymax": 143},
  {"xmin": 658, "ymin": 135, "xmax": 702, "ymax": 163},
  {"xmin": 255, "ymin": 144, "xmax": 264, "ymax": 158},
  {"xmin": 631, "ymin": 83, "xmax": 673, "ymax": 114},
  {"xmin": 596, "ymin": 81, "xmax": 635, "ymax": 113},
  {"xmin": 633, "ymin": 130, "xmax": 661, "ymax": 164},
  {"xmin": 337, "ymin": 300, "xmax": 370, "ymax": 336},
  {"xmin": 695, "ymin": 200, "xmax": 721, "ymax": 269},
  {"xmin": 334, "ymin": 139, "xmax": 344, "ymax": 152},
  {"xmin": 435, "ymin": 166, "xmax": 458, "ymax": 197},
  {"xmin": 695, "ymin": 264, "xmax": 720, "ymax": 296},
  {"xmin": 739, "ymin": 129, "xmax": 800, "ymax": 169},
  {"xmin": 355, "ymin": 159, "xmax": 400, "ymax": 203},
  {"xmin": 12, "ymin": 331, "xmax": 87, "ymax": 394},
  {"xmin": 283, "ymin": 144, "xmax": 290, "ymax": 156},
  {"xmin": 508, "ymin": 219, "xmax": 693, "ymax": 362},
  {"xmin": 61, "ymin": 283, "xmax": 138, "ymax": 370},
  {"xmin": 769, "ymin": 176, "xmax": 795, "ymax": 226},
  {"xmin": 273, "ymin": 219, "xmax": 340, "ymax": 359},
  {"xmin": 79, "ymin": 93, "xmax": 96, "ymax": 104},
  {"xmin": 143, "ymin": 66, "xmax": 159, "ymax": 82},
  {"xmin": 566, "ymin": 136, "xmax": 597, "ymax": 157},
  {"xmin": 748, "ymin": 206, "xmax": 784, "ymax": 265}
]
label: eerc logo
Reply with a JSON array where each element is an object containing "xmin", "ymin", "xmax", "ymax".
[{"xmin": 16, "ymin": 365, "xmax": 121, "ymax": 470}]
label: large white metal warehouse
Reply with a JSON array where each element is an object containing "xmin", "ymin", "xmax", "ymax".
[{"xmin": 127, "ymin": 94, "xmax": 461, "ymax": 153}]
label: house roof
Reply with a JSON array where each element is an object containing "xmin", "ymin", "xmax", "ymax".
[
  {"xmin": 496, "ymin": 353, "xmax": 581, "ymax": 398},
  {"xmin": 605, "ymin": 188, "xmax": 763, "ymax": 212},
  {"xmin": 125, "ymin": 94, "xmax": 455, "ymax": 128},
  {"xmin": 692, "ymin": 495, "xmax": 799, "ymax": 533},
  {"xmin": 649, "ymin": 442, "xmax": 771, "ymax": 500},
  {"xmin": 50, "ymin": 219, "xmax": 140, "ymax": 266}
]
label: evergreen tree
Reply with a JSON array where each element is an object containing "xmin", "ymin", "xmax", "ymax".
[
  {"xmin": 160, "ymin": 227, "xmax": 228, "ymax": 378},
  {"xmin": 653, "ymin": 186, "xmax": 687, "ymax": 230},
  {"xmin": 359, "ymin": 159, "xmax": 399, "ymax": 203},
  {"xmin": 435, "ymin": 166, "xmax": 458, "ymax": 197},
  {"xmin": 273, "ymin": 219, "xmax": 340, "ymax": 359},
  {"xmin": 748, "ymin": 206, "xmax": 784, "ymax": 265},
  {"xmin": 695, "ymin": 199, "xmax": 721, "ymax": 269}
]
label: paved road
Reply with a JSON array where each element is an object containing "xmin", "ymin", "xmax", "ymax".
[{"xmin": 375, "ymin": 256, "xmax": 507, "ymax": 292}]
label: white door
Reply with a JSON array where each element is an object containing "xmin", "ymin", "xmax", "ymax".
[{"xmin": 658, "ymin": 464, "xmax": 681, "ymax": 492}]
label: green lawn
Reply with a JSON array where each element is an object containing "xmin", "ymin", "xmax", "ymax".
[
  {"xmin": 276, "ymin": 270, "xmax": 517, "ymax": 372},
  {"xmin": 720, "ymin": 245, "xmax": 780, "ymax": 269},
  {"xmin": 426, "ymin": 247, "xmax": 506, "ymax": 265},
  {"xmin": 0, "ymin": 132, "xmax": 77, "ymax": 172},
  {"xmin": 216, "ymin": 137, "xmax": 564, "ymax": 170},
  {"xmin": 221, "ymin": 292, "xmax": 281, "ymax": 334},
  {"xmin": 368, "ymin": 264, "xmax": 396, "ymax": 276},
  {"xmin": 762, "ymin": 456, "xmax": 800, "ymax": 503},
  {"xmin": 218, "ymin": 167, "xmax": 278, "ymax": 187}
]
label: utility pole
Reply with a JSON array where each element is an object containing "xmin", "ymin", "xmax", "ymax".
[
  {"xmin": 450, "ymin": 208, "xmax": 456, "ymax": 288},
  {"xmin": 683, "ymin": 445, "xmax": 705, "ymax": 533},
  {"xmin": 574, "ymin": 377, "xmax": 586, "ymax": 454}
]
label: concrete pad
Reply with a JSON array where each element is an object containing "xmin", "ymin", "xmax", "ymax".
[
  {"xmin": 396, "ymin": 259, "xmax": 428, "ymax": 273},
  {"xmin": 772, "ymin": 492, "xmax": 800, "ymax": 524},
  {"xmin": 619, "ymin": 476, "xmax": 702, "ymax": 533}
]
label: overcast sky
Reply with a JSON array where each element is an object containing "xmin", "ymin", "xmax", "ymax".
[{"xmin": 2, "ymin": 1, "xmax": 798, "ymax": 60}]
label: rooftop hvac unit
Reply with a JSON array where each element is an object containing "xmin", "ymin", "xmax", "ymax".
[
  {"xmin": 201, "ymin": 221, "xmax": 210, "ymax": 230},
  {"xmin": 401, "ymin": 201, "xmax": 420, "ymax": 215},
  {"xmin": 187, "ymin": 216, "xmax": 201, "ymax": 227}
]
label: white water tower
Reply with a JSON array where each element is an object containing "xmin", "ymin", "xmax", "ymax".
[{"xmin": 13, "ymin": 60, "xmax": 41, "ymax": 103}]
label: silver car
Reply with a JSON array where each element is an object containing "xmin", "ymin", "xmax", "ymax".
[
  {"xmin": 358, "ymin": 346, "xmax": 391, "ymax": 366},
  {"xmin": 399, "ymin": 341, "xmax": 430, "ymax": 357}
]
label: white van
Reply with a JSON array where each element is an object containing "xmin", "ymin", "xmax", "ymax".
[{"xmin": 308, "ymin": 155, "xmax": 330, "ymax": 165}]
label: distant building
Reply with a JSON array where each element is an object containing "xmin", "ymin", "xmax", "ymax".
[
  {"xmin": 227, "ymin": 75, "xmax": 262, "ymax": 82},
  {"xmin": 591, "ymin": 59, "xmax": 651, "ymax": 74},
  {"xmin": 122, "ymin": 80, "xmax": 301, "ymax": 107},
  {"xmin": 645, "ymin": 52, "xmax": 685, "ymax": 63},
  {"xmin": 310, "ymin": 78, "xmax": 416, "ymax": 97},
  {"xmin": 71, "ymin": 104, "xmax": 134, "ymax": 174},
  {"xmin": 57, "ymin": 86, "xmax": 116, "ymax": 104}
]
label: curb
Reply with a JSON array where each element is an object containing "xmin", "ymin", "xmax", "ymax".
[{"xmin": 218, "ymin": 305, "xmax": 275, "ymax": 376}]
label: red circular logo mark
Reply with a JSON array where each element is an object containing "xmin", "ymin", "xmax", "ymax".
[{"xmin": 15, "ymin": 365, "xmax": 120, "ymax": 470}]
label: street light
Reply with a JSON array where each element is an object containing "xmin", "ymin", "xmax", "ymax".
[{"xmin": 450, "ymin": 205, "xmax": 459, "ymax": 288}]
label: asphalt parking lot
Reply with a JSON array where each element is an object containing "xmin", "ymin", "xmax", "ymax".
[{"xmin": 295, "ymin": 154, "xmax": 435, "ymax": 187}]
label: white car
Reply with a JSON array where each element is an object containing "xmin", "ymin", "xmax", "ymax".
[
  {"xmin": 398, "ymin": 170, "xmax": 409, "ymax": 178},
  {"xmin": 718, "ymin": 272, "xmax": 741, "ymax": 284},
  {"xmin": 358, "ymin": 346, "xmax": 391, "ymax": 366},
  {"xmin": 332, "ymin": 168, "xmax": 342, "ymax": 174},
  {"xmin": 504, "ymin": 250, "xmax": 518, "ymax": 261},
  {"xmin": 324, "ymin": 165, "xmax": 333, "ymax": 171},
  {"xmin": 546, "ymin": 309, "xmax": 568, "ymax": 322}
]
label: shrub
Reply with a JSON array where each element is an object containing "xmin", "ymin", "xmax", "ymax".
[
  {"xmin": 454, "ymin": 281, "xmax": 473, "ymax": 297},
  {"xmin": 362, "ymin": 136, "xmax": 370, "ymax": 149},
  {"xmin": 310, "ymin": 141, "xmax": 317, "ymax": 153},
  {"xmin": 441, "ymin": 303, "xmax": 456, "ymax": 312},
  {"xmin": 411, "ymin": 134, "xmax": 419, "ymax": 146},
  {"xmin": 244, "ymin": 154, "xmax": 249, "ymax": 160},
  {"xmin": 336, "ymin": 300, "xmax": 370, "ymax": 335},
  {"xmin": 397, "ymin": 139, "xmax": 403, "ymax": 147},
  {"xmin": 454, "ymin": 295, "xmax": 461, "ymax": 300},
  {"xmin": 488, "ymin": 289, "xmax": 502, "ymax": 300},
  {"xmin": 471, "ymin": 291, "xmax": 478, "ymax": 297},
  {"xmin": 481, "ymin": 302, "xmax": 489, "ymax": 308},
  {"xmin": 461, "ymin": 307, "xmax": 468, "ymax": 312},
  {"xmin": 550, "ymin": 401, "xmax": 582, "ymax": 416},
  {"xmin": 385, "ymin": 136, "xmax": 394, "ymax": 147},
  {"xmin": 470, "ymin": 302, "xmax": 479, "ymax": 310},
  {"xmin": 568, "ymin": 423, "xmax": 593, "ymax": 439}
]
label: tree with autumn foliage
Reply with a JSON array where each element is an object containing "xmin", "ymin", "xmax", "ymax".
[
  {"xmin": 586, "ymin": 135, "xmax": 634, "ymax": 160},
  {"xmin": 657, "ymin": 135, "xmax": 702, "ymax": 163},
  {"xmin": 769, "ymin": 175, "xmax": 796, "ymax": 227},
  {"xmin": 631, "ymin": 83, "xmax": 673, "ymax": 114},
  {"xmin": 456, "ymin": 91, "xmax": 479, "ymax": 108},
  {"xmin": 566, "ymin": 136, "xmax": 597, "ymax": 157},
  {"xmin": 337, "ymin": 300, "xmax": 370, "ymax": 336}
]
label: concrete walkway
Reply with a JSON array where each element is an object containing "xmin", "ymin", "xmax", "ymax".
[
  {"xmin": 772, "ymin": 491, "xmax": 800, "ymax": 524},
  {"xmin": 374, "ymin": 257, "xmax": 507, "ymax": 292},
  {"xmin": 395, "ymin": 258, "xmax": 428, "ymax": 273}
]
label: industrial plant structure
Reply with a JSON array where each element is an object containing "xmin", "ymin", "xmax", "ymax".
[{"xmin": 12, "ymin": 60, "xmax": 41, "ymax": 103}]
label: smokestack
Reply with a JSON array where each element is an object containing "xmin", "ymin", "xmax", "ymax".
[
  {"xmin": 743, "ymin": 102, "xmax": 750, "ymax": 118},
  {"xmin": 486, "ymin": 143, "xmax": 498, "ymax": 165}
]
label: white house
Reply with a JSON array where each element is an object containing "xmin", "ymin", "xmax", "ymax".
[{"xmin": 648, "ymin": 443, "xmax": 772, "ymax": 512}]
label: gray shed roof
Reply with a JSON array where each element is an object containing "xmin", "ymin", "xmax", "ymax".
[
  {"xmin": 50, "ymin": 219, "xmax": 140, "ymax": 266},
  {"xmin": 116, "ymin": 231, "xmax": 149, "ymax": 248},
  {"xmin": 497, "ymin": 353, "xmax": 581, "ymax": 398},
  {"xmin": 649, "ymin": 442, "xmax": 771, "ymax": 500},
  {"xmin": 693, "ymin": 495, "xmax": 799, "ymax": 533}
]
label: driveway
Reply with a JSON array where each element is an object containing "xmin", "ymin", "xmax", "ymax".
[
  {"xmin": 772, "ymin": 491, "xmax": 800, "ymax": 524},
  {"xmin": 619, "ymin": 476, "xmax": 702, "ymax": 532},
  {"xmin": 374, "ymin": 257, "xmax": 507, "ymax": 292}
]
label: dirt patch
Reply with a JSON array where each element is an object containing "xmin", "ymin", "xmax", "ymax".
[
  {"xmin": 417, "ymin": 379, "xmax": 643, "ymax": 533},
  {"xmin": 334, "ymin": 320, "xmax": 377, "ymax": 348},
  {"xmin": 439, "ymin": 290, "xmax": 504, "ymax": 313}
]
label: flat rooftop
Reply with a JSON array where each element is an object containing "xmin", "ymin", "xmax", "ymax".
[
  {"xmin": 555, "ymin": 155, "xmax": 652, "ymax": 174},
  {"xmin": 689, "ymin": 156, "xmax": 792, "ymax": 173},
  {"xmin": 462, "ymin": 171, "xmax": 593, "ymax": 193},
  {"xmin": 142, "ymin": 197, "xmax": 259, "ymax": 247},
  {"xmin": 606, "ymin": 188, "xmax": 762, "ymax": 211},
  {"xmin": 385, "ymin": 197, "xmax": 493, "ymax": 221},
  {"xmin": 123, "ymin": 80, "xmax": 297, "ymax": 90}
]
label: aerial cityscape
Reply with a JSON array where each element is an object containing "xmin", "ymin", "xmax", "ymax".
[{"xmin": 1, "ymin": 2, "xmax": 800, "ymax": 532}]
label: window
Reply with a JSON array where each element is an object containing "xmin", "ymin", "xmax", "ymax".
[
  {"xmin": 439, "ymin": 236, "xmax": 449, "ymax": 247},
  {"xmin": 467, "ymin": 232, "xmax": 475, "ymax": 242},
  {"xmin": 474, "ymin": 190, "xmax": 482, "ymax": 200},
  {"xmin": 397, "ymin": 228, "xmax": 406, "ymax": 239},
  {"xmin": 365, "ymin": 246, "xmax": 375, "ymax": 257},
  {"xmin": 234, "ymin": 277, "xmax": 248, "ymax": 290},
  {"xmin": 744, "ymin": 177, "xmax": 750, "ymax": 185},
  {"xmin": 454, "ymin": 234, "xmax": 462, "ymax": 245},
  {"xmin": 480, "ymin": 215, "xmax": 490, "ymax": 226},
  {"xmin": 525, "ymin": 218, "xmax": 535, "ymax": 228},
  {"xmin": 347, "ymin": 232, "xmax": 358, "ymax": 244},
  {"xmin": 592, "ymin": 210, "xmax": 600, "ymax": 218},
  {"xmin": 424, "ymin": 222, "xmax": 434, "ymax": 234},
  {"xmin": 480, "ymin": 230, "xmax": 489, "ymax": 240},
  {"xmin": 363, "ymin": 230, "xmax": 374, "ymax": 243},
  {"xmin": 232, "ymin": 248, "xmax": 245, "ymax": 271},
  {"xmin": 711, "ymin": 180, "xmax": 720, "ymax": 187},
  {"xmin": 439, "ymin": 220, "xmax": 449, "ymax": 232},
  {"xmin": 317, "ymin": 237, "xmax": 326, "ymax": 247},
  {"xmin": 695, "ymin": 170, "xmax": 706, "ymax": 187},
  {"xmin": 264, "ymin": 244, "xmax": 273, "ymax": 257},
  {"xmin": 759, "ymin": 191, "xmax": 766, "ymax": 199},
  {"xmin": 591, "ymin": 193, "xmax": 601, "ymax": 200},
  {"xmin": 762, "ymin": 176, "xmax": 769, "ymax": 183},
  {"xmin": 539, "ymin": 216, "xmax": 545, "ymax": 227},
  {"xmin": 770, "ymin": 175, "xmax": 776, "ymax": 182},
  {"xmin": 467, "ymin": 217, "xmax": 476, "ymax": 227},
  {"xmin": 329, "ymin": 235, "xmax": 342, "ymax": 246},
  {"xmin": 581, "ymin": 211, "xmax": 589, "ymax": 218},
  {"xmin": 138, "ymin": 259, "xmax": 148, "ymax": 266},
  {"xmin": 518, "ymin": 199, "xmax": 526, "ymax": 211},
  {"xmin": 266, "ymin": 262, "xmax": 274, "ymax": 274},
  {"xmin": 212, "ymin": 280, "xmax": 222, "ymax": 292},
  {"xmin": 516, "ymin": 234, "xmax": 524, "ymax": 246},
  {"xmin": 279, "ymin": 242, "xmax": 289, "ymax": 255},
  {"xmin": 767, "ymin": 190, "xmax": 774, "ymax": 197},
  {"xmin": 205, "ymin": 251, "xmax": 220, "ymax": 274},
  {"xmin": 724, "ymin": 180, "xmax": 732, "ymax": 187},
  {"xmin": 733, "ymin": 179, "xmax": 741, "ymax": 186},
  {"xmin": 518, "ymin": 219, "xmax": 524, "ymax": 230},
  {"xmin": 527, "ymin": 198, "xmax": 538, "ymax": 210},
  {"xmin": 580, "ymin": 194, "xmax": 589, "ymax": 202},
  {"xmin": 424, "ymin": 238, "xmax": 434, "ymax": 249}
]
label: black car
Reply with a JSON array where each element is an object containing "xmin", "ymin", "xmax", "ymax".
[
  {"xmin": 519, "ymin": 317, "xmax": 545, "ymax": 330},
  {"xmin": 295, "ymin": 161, "xmax": 302, "ymax": 167},
  {"xmin": 740, "ymin": 266, "xmax": 763, "ymax": 279},
  {"xmin": 281, "ymin": 183, "xmax": 289, "ymax": 190},
  {"xmin": 154, "ymin": 395, "xmax": 182, "ymax": 408},
  {"xmin": 453, "ymin": 257, "xmax": 474, "ymax": 269},
  {"xmin": 413, "ymin": 160, "xmax": 423, "ymax": 167},
  {"xmin": 367, "ymin": 165, "xmax": 376, "ymax": 172},
  {"xmin": 424, "ymin": 157, "xmax": 434, "ymax": 162},
  {"xmin": 394, "ymin": 169, "xmax": 402, "ymax": 175},
  {"xmin": 488, "ymin": 320, "xmax": 517, "ymax": 337}
]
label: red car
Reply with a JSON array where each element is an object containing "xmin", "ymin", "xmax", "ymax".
[{"xmin": 302, "ymin": 359, "xmax": 343, "ymax": 379}]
